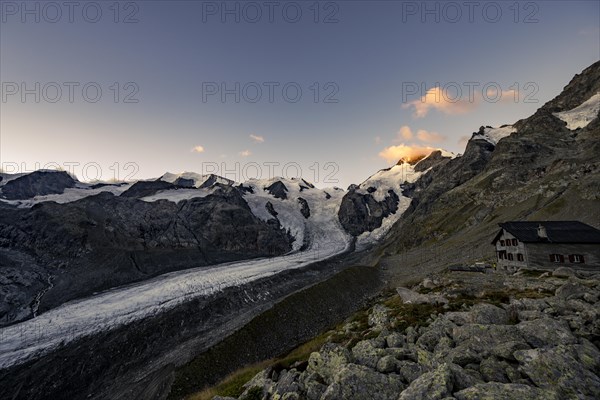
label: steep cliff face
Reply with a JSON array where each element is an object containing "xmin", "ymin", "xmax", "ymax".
[
  {"xmin": 0, "ymin": 185, "xmax": 294, "ymax": 326},
  {"xmin": 384, "ymin": 61, "xmax": 600, "ymax": 257},
  {"xmin": 337, "ymin": 153, "xmax": 453, "ymax": 242}
]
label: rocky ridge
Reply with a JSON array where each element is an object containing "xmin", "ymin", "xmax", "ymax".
[
  {"xmin": 213, "ymin": 269, "xmax": 600, "ymax": 400},
  {"xmin": 382, "ymin": 61, "xmax": 600, "ymax": 265}
]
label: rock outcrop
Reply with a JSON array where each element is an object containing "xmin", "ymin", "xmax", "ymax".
[
  {"xmin": 217, "ymin": 270, "xmax": 600, "ymax": 400},
  {"xmin": 338, "ymin": 189, "xmax": 399, "ymax": 236}
]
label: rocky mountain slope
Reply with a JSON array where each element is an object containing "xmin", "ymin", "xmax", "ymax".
[
  {"xmin": 381, "ymin": 61, "xmax": 600, "ymax": 267},
  {"xmin": 216, "ymin": 269, "xmax": 600, "ymax": 400}
]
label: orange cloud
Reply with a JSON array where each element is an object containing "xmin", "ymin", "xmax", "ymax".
[
  {"xmin": 249, "ymin": 134, "xmax": 264, "ymax": 143},
  {"xmin": 378, "ymin": 144, "xmax": 437, "ymax": 164},
  {"xmin": 395, "ymin": 126, "xmax": 446, "ymax": 144},
  {"xmin": 403, "ymin": 86, "xmax": 478, "ymax": 118},
  {"xmin": 239, "ymin": 150, "xmax": 251, "ymax": 157},
  {"xmin": 416, "ymin": 129, "xmax": 446, "ymax": 143},
  {"xmin": 398, "ymin": 126, "xmax": 413, "ymax": 140},
  {"xmin": 191, "ymin": 145, "xmax": 205, "ymax": 153}
]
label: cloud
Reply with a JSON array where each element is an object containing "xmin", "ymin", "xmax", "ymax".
[
  {"xmin": 398, "ymin": 126, "xmax": 413, "ymax": 140},
  {"xmin": 416, "ymin": 129, "xmax": 446, "ymax": 143},
  {"xmin": 249, "ymin": 134, "xmax": 264, "ymax": 143},
  {"xmin": 239, "ymin": 150, "xmax": 251, "ymax": 157},
  {"xmin": 191, "ymin": 145, "xmax": 205, "ymax": 153},
  {"xmin": 394, "ymin": 126, "xmax": 446, "ymax": 144},
  {"xmin": 403, "ymin": 86, "xmax": 478, "ymax": 118},
  {"xmin": 378, "ymin": 144, "xmax": 437, "ymax": 164}
]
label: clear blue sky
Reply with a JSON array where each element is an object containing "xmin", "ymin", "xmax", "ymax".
[{"xmin": 1, "ymin": 0, "xmax": 599, "ymax": 188}]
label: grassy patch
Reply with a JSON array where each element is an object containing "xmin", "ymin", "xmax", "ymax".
[
  {"xmin": 382, "ymin": 295, "xmax": 446, "ymax": 332},
  {"xmin": 187, "ymin": 331, "xmax": 331, "ymax": 400},
  {"xmin": 187, "ymin": 363, "xmax": 269, "ymax": 400}
]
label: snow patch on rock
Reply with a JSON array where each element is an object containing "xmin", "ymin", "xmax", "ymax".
[
  {"xmin": 472, "ymin": 126, "xmax": 516, "ymax": 145},
  {"xmin": 553, "ymin": 92, "xmax": 600, "ymax": 130}
]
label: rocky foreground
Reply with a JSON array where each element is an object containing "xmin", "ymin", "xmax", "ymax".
[{"xmin": 211, "ymin": 268, "xmax": 600, "ymax": 400}]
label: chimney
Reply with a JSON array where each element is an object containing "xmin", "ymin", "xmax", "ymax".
[{"xmin": 537, "ymin": 224, "xmax": 548, "ymax": 239}]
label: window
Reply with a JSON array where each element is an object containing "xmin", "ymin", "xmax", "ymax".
[
  {"xmin": 569, "ymin": 254, "xmax": 585, "ymax": 264},
  {"xmin": 498, "ymin": 250, "xmax": 507, "ymax": 260},
  {"xmin": 500, "ymin": 240, "xmax": 505, "ymax": 246},
  {"xmin": 512, "ymin": 239, "xmax": 518, "ymax": 246},
  {"xmin": 550, "ymin": 254, "xmax": 564, "ymax": 263},
  {"xmin": 517, "ymin": 254, "xmax": 524, "ymax": 262},
  {"xmin": 508, "ymin": 254, "xmax": 514, "ymax": 261}
]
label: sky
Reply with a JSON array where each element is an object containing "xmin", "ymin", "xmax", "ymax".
[{"xmin": 1, "ymin": 0, "xmax": 599, "ymax": 188}]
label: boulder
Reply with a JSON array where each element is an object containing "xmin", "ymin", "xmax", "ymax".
[
  {"xmin": 552, "ymin": 267, "xmax": 576, "ymax": 278},
  {"xmin": 416, "ymin": 317, "xmax": 456, "ymax": 353},
  {"xmin": 273, "ymin": 369, "xmax": 301, "ymax": 395},
  {"xmin": 469, "ymin": 303, "xmax": 509, "ymax": 325},
  {"xmin": 488, "ymin": 340, "xmax": 530, "ymax": 361},
  {"xmin": 516, "ymin": 318, "xmax": 577, "ymax": 348},
  {"xmin": 515, "ymin": 344, "xmax": 600, "ymax": 398},
  {"xmin": 479, "ymin": 357, "xmax": 510, "ymax": 383},
  {"xmin": 398, "ymin": 363, "xmax": 454, "ymax": 400},
  {"xmin": 397, "ymin": 362, "xmax": 477, "ymax": 400},
  {"xmin": 443, "ymin": 311, "xmax": 472, "ymax": 326},
  {"xmin": 320, "ymin": 364, "xmax": 404, "ymax": 400},
  {"xmin": 385, "ymin": 332, "xmax": 406, "ymax": 348},
  {"xmin": 555, "ymin": 282, "xmax": 592, "ymax": 300},
  {"xmin": 454, "ymin": 382, "xmax": 560, "ymax": 400},
  {"xmin": 376, "ymin": 355, "xmax": 399, "ymax": 373},
  {"xmin": 307, "ymin": 343, "xmax": 353, "ymax": 384},
  {"xmin": 304, "ymin": 379, "xmax": 326, "ymax": 400},
  {"xmin": 398, "ymin": 360, "xmax": 428, "ymax": 383},
  {"xmin": 352, "ymin": 340, "xmax": 385, "ymax": 369}
]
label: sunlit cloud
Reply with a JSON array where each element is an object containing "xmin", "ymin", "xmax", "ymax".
[
  {"xmin": 249, "ymin": 134, "xmax": 264, "ymax": 143},
  {"xmin": 398, "ymin": 126, "xmax": 413, "ymax": 140},
  {"xmin": 191, "ymin": 145, "xmax": 205, "ymax": 153},
  {"xmin": 403, "ymin": 86, "xmax": 478, "ymax": 118},
  {"xmin": 378, "ymin": 143, "xmax": 437, "ymax": 164},
  {"xmin": 395, "ymin": 125, "xmax": 446, "ymax": 144},
  {"xmin": 416, "ymin": 129, "xmax": 446, "ymax": 143},
  {"xmin": 239, "ymin": 150, "xmax": 251, "ymax": 157}
]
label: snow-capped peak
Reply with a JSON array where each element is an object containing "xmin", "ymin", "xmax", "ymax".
[
  {"xmin": 159, "ymin": 171, "xmax": 233, "ymax": 188},
  {"xmin": 553, "ymin": 92, "xmax": 600, "ymax": 130}
]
